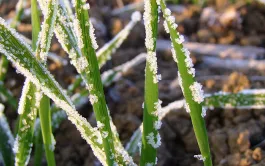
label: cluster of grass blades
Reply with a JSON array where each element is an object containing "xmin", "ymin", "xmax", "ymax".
[{"xmin": 0, "ymin": 0, "xmax": 265, "ymax": 166}]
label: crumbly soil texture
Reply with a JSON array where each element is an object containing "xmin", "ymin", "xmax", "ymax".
[{"xmin": 1, "ymin": 0, "xmax": 265, "ymax": 166}]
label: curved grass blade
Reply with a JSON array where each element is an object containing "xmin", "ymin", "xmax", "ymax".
[
  {"xmin": 0, "ymin": 103, "xmax": 15, "ymax": 166},
  {"xmin": 0, "ymin": 17, "xmax": 108, "ymax": 166},
  {"xmin": 97, "ymin": 11, "xmax": 141, "ymax": 68},
  {"xmin": 72, "ymin": 1, "xmax": 118, "ymax": 165},
  {"xmin": 158, "ymin": 0, "xmax": 212, "ymax": 165},
  {"xmin": 140, "ymin": 0, "xmax": 161, "ymax": 165},
  {"xmin": 13, "ymin": 0, "xmax": 42, "ymax": 164}
]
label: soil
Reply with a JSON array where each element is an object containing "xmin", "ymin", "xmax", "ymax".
[{"xmin": 1, "ymin": 0, "xmax": 265, "ymax": 166}]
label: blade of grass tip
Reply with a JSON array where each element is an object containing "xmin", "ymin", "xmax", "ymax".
[
  {"xmin": 0, "ymin": 0, "xmax": 27, "ymax": 81},
  {"xmin": 0, "ymin": 17, "xmax": 108, "ymax": 166},
  {"xmin": 34, "ymin": 0, "xmax": 59, "ymax": 165},
  {"xmin": 158, "ymin": 0, "xmax": 212, "ymax": 165},
  {"xmin": 97, "ymin": 11, "xmax": 142, "ymax": 68},
  {"xmin": 0, "ymin": 103, "xmax": 15, "ymax": 166},
  {"xmin": 140, "ymin": 0, "xmax": 161, "ymax": 165},
  {"xmin": 13, "ymin": 0, "xmax": 42, "ymax": 165}
]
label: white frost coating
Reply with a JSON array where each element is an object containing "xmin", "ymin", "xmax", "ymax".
[
  {"xmin": 131, "ymin": 11, "xmax": 142, "ymax": 22},
  {"xmin": 97, "ymin": 121, "xmax": 105, "ymax": 129},
  {"xmin": 153, "ymin": 99, "xmax": 162, "ymax": 117},
  {"xmin": 73, "ymin": 17, "xmax": 84, "ymax": 49},
  {"xmin": 13, "ymin": 136, "xmax": 19, "ymax": 154},
  {"xmin": 194, "ymin": 154, "xmax": 206, "ymax": 161},
  {"xmin": 165, "ymin": 8, "xmax": 171, "ymax": 16},
  {"xmin": 154, "ymin": 120, "xmax": 162, "ymax": 130},
  {"xmin": 147, "ymin": 51, "xmax": 159, "ymax": 83},
  {"xmin": 146, "ymin": 132, "xmax": 161, "ymax": 149},
  {"xmin": 184, "ymin": 102, "xmax": 191, "ymax": 113},
  {"xmin": 163, "ymin": 20, "xmax": 169, "ymax": 33},
  {"xmin": 83, "ymin": 3, "xmax": 90, "ymax": 10},
  {"xmin": 144, "ymin": 0, "xmax": 155, "ymax": 50},
  {"xmin": 89, "ymin": 94, "xmax": 98, "ymax": 105},
  {"xmin": 37, "ymin": 0, "xmax": 58, "ymax": 62},
  {"xmin": 0, "ymin": 103, "xmax": 14, "ymax": 148},
  {"xmin": 175, "ymin": 35, "xmax": 184, "ymax": 44},
  {"xmin": 0, "ymin": 18, "xmax": 110, "ymax": 166},
  {"xmin": 190, "ymin": 82, "xmax": 204, "ymax": 103},
  {"xmin": 89, "ymin": 20, "xmax": 99, "ymax": 49},
  {"xmin": 17, "ymin": 79, "xmax": 31, "ymax": 114},
  {"xmin": 201, "ymin": 107, "xmax": 207, "ymax": 117},
  {"xmin": 146, "ymin": 163, "xmax": 154, "ymax": 166}
]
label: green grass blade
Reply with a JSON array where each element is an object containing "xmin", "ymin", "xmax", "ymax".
[
  {"xmin": 39, "ymin": 96, "xmax": 55, "ymax": 166},
  {"xmin": 72, "ymin": 1, "xmax": 117, "ymax": 165},
  {"xmin": 0, "ymin": 103, "xmax": 15, "ymax": 166},
  {"xmin": 0, "ymin": 17, "xmax": 109, "ymax": 166},
  {"xmin": 35, "ymin": 0, "xmax": 59, "ymax": 165},
  {"xmin": 14, "ymin": 80, "xmax": 39, "ymax": 166},
  {"xmin": 13, "ymin": 0, "xmax": 42, "ymax": 164},
  {"xmin": 158, "ymin": 1, "xmax": 212, "ymax": 165},
  {"xmin": 140, "ymin": 0, "xmax": 160, "ymax": 165},
  {"xmin": 97, "ymin": 11, "xmax": 141, "ymax": 68},
  {"xmin": 33, "ymin": 119, "xmax": 43, "ymax": 166},
  {"xmin": 204, "ymin": 89, "xmax": 265, "ymax": 109}
]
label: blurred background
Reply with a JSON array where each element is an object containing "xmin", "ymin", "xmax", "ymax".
[{"xmin": 1, "ymin": 0, "xmax": 265, "ymax": 165}]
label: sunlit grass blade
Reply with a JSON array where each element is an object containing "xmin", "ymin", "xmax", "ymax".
[
  {"xmin": 72, "ymin": 1, "xmax": 118, "ymax": 165},
  {"xmin": 0, "ymin": 103, "xmax": 15, "ymax": 166},
  {"xmin": 0, "ymin": 17, "xmax": 108, "ymax": 166},
  {"xmin": 14, "ymin": 80, "xmax": 39, "ymax": 166},
  {"xmin": 140, "ymin": 0, "xmax": 161, "ymax": 165},
  {"xmin": 13, "ymin": 0, "xmax": 42, "ymax": 164},
  {"xmin": 204, "ymin": 89, "xmax": 265, "ymax": 109},
  {"xmin": 0, "ymin": 81, "xmax": 17, "ymax": 110},
  {"xmin": 158, "ymin": 0, "xmax": 212, "ymax": 165},
  {"xmin": 33, "ymin": 119, "xmax": 43, "ymax": 166},
  {"xmin": 35, "ymin": 0, "xmax": 59, "ymax": 165},
  {"xmin": 97, "ymin": 11, "xmax": 141, "ymax": 68}
]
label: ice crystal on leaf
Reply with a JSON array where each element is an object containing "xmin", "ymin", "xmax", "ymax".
[
  {"xmin": 146, "ymin": 132, "xmax": 161, "ymax": 149},
  {"xmin": 190, "ymin": 82, "xmax": 204, "ymax": 104}
]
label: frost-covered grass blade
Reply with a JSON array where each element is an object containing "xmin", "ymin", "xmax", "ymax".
[
  {"xmin": 0, "ymin": 16, "xmax": 109, "ymax": 166},
  {"xmin": 140, "ymin": 0, "xmax": 161, "ymax": 165},
  {"xmin": 0, "ymin": 104, "xmax": 14, "ymax": 166}
]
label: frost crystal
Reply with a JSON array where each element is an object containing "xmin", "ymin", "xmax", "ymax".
[
  {"xmin": 73, "ymin": 18, "xmax": 84, "ymax": 49},
  {"xmin": 144, "ymin": 0, "xmax": 155, "ymax": 50},
  {"xmin": 154, "ymin": 120, "xmax": 162, "ymax": 130},
  {"xmin": 194, "ymin": 154, "xmax": 206, "ymax": 161},
  {"xmin": 146, "ymin": 132, "xmax": 161, "ymax": 149},
  {"xmin": 146, "ymin": 51, "xmax": 159, "ymax": 83},
  {"xmin": 163, "ymin": 20, "xmax": 169, "ymax": 33},
  {"xmin": 184, "ymin": 102, "xmax": 191, "ymax": 113},
  {"xmin": 165, "ymin": 8, "xmax": 171, "ymax": 16},
  {"xmin": 175, "ymin": 35, "xmax": 185, "ymax": 44},
  {"xmin": 201, "ymin": 107, "xmax": 207, "ymax": 118},
  {"xmin": 131, "ymin": 11, "xmax": 142, "ymax": 22},
  {"xmin": 190, "ymin": 82, "xmax": 204, "ymax": 103},
  {"xmin": 83, "ymin": 3, "xmax": 90, "ymax": 10},
  {"xmin": 97, "ymin": 121, "xmax": 104, "ymax": 129},
  {"xmin": 89, "ymin": 21, "xmax": 99, "ymax": 49},
  {"xmin": 89, "ymin": 94, "xmax": 98, "ymax": 105}
]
